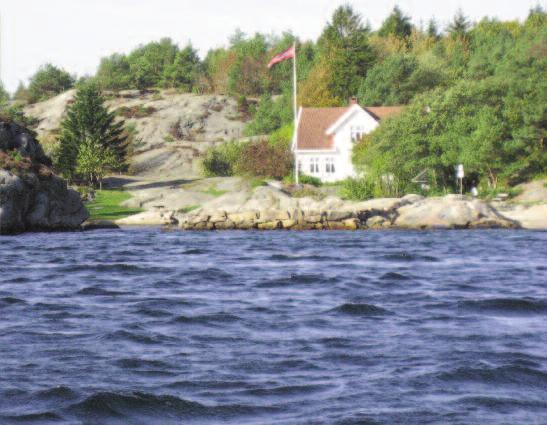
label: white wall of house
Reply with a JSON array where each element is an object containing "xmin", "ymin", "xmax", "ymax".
[{"xmin": 294, "ymin": 106, "xmax": 379, "ymax": 183}]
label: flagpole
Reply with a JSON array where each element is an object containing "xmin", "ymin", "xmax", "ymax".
[{"xmin": 293, "ymin": 42, "xmax": 299, "ymax": 186}]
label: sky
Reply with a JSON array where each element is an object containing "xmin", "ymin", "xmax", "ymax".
[{"xmin": 1, "ymin": 0, "xmax": 545, "ymax": 92}]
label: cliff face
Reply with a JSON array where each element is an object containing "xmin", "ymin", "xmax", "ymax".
[
  {"xmin": 25, "ymin": 90, "xmax": 248, "ymax": 180},
  {"xmin": 0, "ymin": 121, "xmax": 88, "ymax": 234}
]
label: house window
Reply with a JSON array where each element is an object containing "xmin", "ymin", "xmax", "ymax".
[
  {"xmin": 325, "ymin": 158, "xmax": 335, "ymax": 174},
  {"xmin": 351, "ymin": 125, "xmax": 366, "ymax": 143},
  {"xmin": 309, "ymin": 158, "xmax": 319, "ymax": 174}
]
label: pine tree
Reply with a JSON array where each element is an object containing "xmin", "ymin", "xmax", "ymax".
[
  {"xmin": 427, "ymin": 19, "xmax": 440, "ymax": 39},
  {"xmin": 0, "ymin": 81, "xmax": 9, "ymax": 105},
  {"xmin": 57, "ymin": 82, "xmax": 126, "ymax": 180},
  {"xmin": 448, "ymin": 9, "xmax": 471, "ymax": 38},
  {"xmin": 317, "ymin": 5, "xmax": 376, "ymax": 100},
  {"xmin": 378, "ymin": 6, "xmax": 413, "ymax": 39}
]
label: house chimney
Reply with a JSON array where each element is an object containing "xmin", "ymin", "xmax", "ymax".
[{"xmin": 349, "ymin": 96, "xmax": 358, "ymax": 105}]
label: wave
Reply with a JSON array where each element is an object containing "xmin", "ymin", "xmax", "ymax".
[
  {"xmin": 257, "ymin": 273, "xmax": 327, "ymax": 287},
  {"xmin": 379, "ymin": 272, "xmax": 412, "ymax": 281},
  {"xmin": 335, "ymin": 417, "xmax": 384, "ymax": 425},
  {"xmin": 458, "ymin": 298, "xmax": 547, "ymax": 315},
  {"xmin": 456, "ymin": 395, "xmax": 547, "ymax": 410},
  {"xmin": 57, "ymin": 263, "xmax": 167, "ymax": 274},
  {"xmin": 0, "ymin": 297, "xmax": 26, "ymax": 306},
  {"xmin": 243, "ymin": 383, "xmax": 330, "ymax": 397},
  {"xmin": 114, "ymin": 358, "xmax": 172, "ymax": 370},
  {"xmin": 77, "ymin": 287, "xmax": 133, "ymax": 296},
  {"xmin": 437, "ymin": 364, "xmax": 547, "ymax": 387},
  {"xmin": 182, "ymin": 248, "xmax": 208, "ymax": 255},
  {"xmin": 269, "ymin": 254, "xmax": 332, "ymax": 261},
  {"xmin": 35, "ymin": 386, "xmax": 78, "ymax": 400},
  {"xmin": 103, "ymin": 330, "xmax": 174, "ymax": 345},
  {"xmin": 172, "ymin": 312, "xmax": 241, "ymax": 325},
  {"xmin": 379, "ymin": 252, "xmax": 440, "ymax": 262},
  {"xmin": 332, "ymin": 303, "xmax": 391, "ymax": 316},
  {"xmin": 1, "ymin": 411, "xmax": 63, "ymax": 422},
  {"xmin": 3, "ymin": 277, "xmax": 32, "ymax": 284},
  {"xmin": 68, "ymin": 391, "xmax": 278, "ymax": 418}
]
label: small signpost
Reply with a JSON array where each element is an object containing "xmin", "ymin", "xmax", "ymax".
[{"xmin": 456, "ymin": 164, "xmax": 465, "ymax": 195}]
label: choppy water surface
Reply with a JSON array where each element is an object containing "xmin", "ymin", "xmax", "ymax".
[{"xmin": 1, "ymin": 229, "xmax": 546, "ymax": 425}]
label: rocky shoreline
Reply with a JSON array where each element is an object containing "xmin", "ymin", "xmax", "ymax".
[
  {"xmin": 0, "ymin": 121, "xmax": 88, "ymax": 234},
  {"xmin": 116, "ymin": 186, "xmax": 523, "ymax": 231}
]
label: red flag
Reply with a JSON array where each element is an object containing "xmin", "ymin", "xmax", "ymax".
[{"xmin": 268, "ymin": 46, "xmax": 295, "ymax": 69}]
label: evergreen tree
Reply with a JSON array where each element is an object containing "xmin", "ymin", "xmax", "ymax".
[
  {"xmin": 0, "ymin": 81, "xmax": 9, "ymax": 105},
  {"xmin": 378, "ymin": 6, "xmax": 413, "ymax": 38},
  {"xmin": 317, "ymin": 5, "xmax": 376, "ymax": 100},
  {"xmin": 448, "ymin": 9, "xmax": 471, "ymax": 38},
  {"xmin": 13, "ymin": 82, "xmax": 30, "ymax": 104},
  {"xmin": 57, "ymin": 83, "xmax": 126, "ymax": 180},
  {"xmin": 427, "ymin": 19, "xmax": 440, "ymax": 39}
]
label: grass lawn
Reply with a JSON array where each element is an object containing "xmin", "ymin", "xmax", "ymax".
[{"xmin": 86, "ymin": 190, "xmax": 144, "ymax": 221}]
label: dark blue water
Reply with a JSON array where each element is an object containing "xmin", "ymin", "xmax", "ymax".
[{"xmin": 1, "ymin": 229, "xmax": 546, "ymax": 425}]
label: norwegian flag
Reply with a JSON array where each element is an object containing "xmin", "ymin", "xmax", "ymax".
[{"xmin": 268, "ymin": 45, "xmax": 295, "ymax": 68}]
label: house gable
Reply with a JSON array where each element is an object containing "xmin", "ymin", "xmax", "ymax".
[
  {"xmin": 294, "ymin": 104, "xmax": 405, "ymax": 152},
  {"xmin": 325, "ymin": 105, "xmax": 380, "ymax": 149},
  {"xmin": 294, "ymin": 107, "xmax": 348, "ymax": 151}
]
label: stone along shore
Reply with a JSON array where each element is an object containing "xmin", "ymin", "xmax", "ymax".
[{"xmin": 169, "ymin": 186, "xmax": 518, "ymax": 231}]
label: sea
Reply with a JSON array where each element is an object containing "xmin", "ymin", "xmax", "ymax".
[{"xmin": 0, "ymin": 229, "xmax": 546, "ymax": 424}]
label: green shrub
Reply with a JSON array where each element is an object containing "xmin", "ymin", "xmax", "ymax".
[
  {"xmin": 339, "ymin": 174, "xmax": 402, "ymax": 200},
  {"xmin": 244, "ymin": 93, "xmax": 293, "ymax": 136},
  {"xmin": 27, "ymin": 64, "xmax": 75, "ymax": 103},
  {"xmin": 339, "ymin": 178, "xmax": 376, "ymax": 201},
  {"xmin": 249, "ymin": 178, "xmax": 268, "ymax": 188},
  {"xmin": 269, "ymin": 124, "xmax": 293, "ymax": 148},
  {"xmin": 237, "ymin": 139, "xmax": 293, "ymax": 179},
  {"xmin": 298, "ymin": 174, "xmax": 322, "ymax": 187},
  {"xmin": 0, "ymin": 105, "xmax": 40, "ymax": 130},
  {"xmin": 201, "ymin": 141, "xmax": 245, "ymax": 177},
  {"xmin": 116, "ymin": 105, "xmax": 157, "ymax": 118},
  {"xmin": 291, "ymin": 187, "xmax": 326, "ymax": 200}
]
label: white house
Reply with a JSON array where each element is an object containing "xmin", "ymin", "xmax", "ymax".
[{"xmin": 292, "ymin": 100, "xmax": 403, "ymax": 183}]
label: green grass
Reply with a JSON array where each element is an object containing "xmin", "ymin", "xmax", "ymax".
[
  {"xmin": 86, "ymin": 190, "xmax": 144, "ymax": 221},
  {"xmin": 249, "ymin": 178, "xmax": 267, "ymax": 189},
  {"xmin": 203, "ymin": 186, "xmax": 227, "ymax": 197},
  {"xmin": 177, "ymin": 205, "xmax": 200, "ymax": 214}
]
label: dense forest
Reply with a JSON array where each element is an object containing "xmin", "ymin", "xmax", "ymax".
[{"xmin": 1, "ymin": 5, "xmax": 545, "ymax": 194}]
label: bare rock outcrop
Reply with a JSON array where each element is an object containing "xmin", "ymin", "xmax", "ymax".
[
  {"xmin": 175, "ymin": 186, "xmax": 517, "ymax": 231},
  {"xmin": 0, "ymin": 121, "xmax": 88, "ymax": 234}
]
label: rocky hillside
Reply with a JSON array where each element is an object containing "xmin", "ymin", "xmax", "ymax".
[
  {"xmin": 25, "ymin": 90, "xmax": 249, "ymax": 179},
  {"xmin": 0, "ymin": 120, "xmax": 88, "ymax": 234}
]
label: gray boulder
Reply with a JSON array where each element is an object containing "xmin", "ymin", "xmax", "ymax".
[
  {"xmin": 394, "ymin": 195, "xmax": 517, "ymax": 229},
  {"xmin": 0, "ymin": 121, "xmax": 89, "ymax": 234},
  {"xmin": 0, "ymin": 121, "xmax": 51, "ymax": 166}
]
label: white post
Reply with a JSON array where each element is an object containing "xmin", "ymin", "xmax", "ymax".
[{"xmin": 293, "ymin": 43, "xmax": 299, "ymax": 185}]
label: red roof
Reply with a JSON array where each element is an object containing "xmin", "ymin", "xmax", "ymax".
[
  {"xmin": 364, "ymin": 106, "xmax": 405, "ymax": 121},
  {"xmin": 296, "ymin": 105, "xmax": 404, "ymax": 150}
]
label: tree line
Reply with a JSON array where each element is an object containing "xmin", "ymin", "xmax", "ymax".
[{"xmin": 1, "ymin": 5, "xmax": 545, "ymax": 193}]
